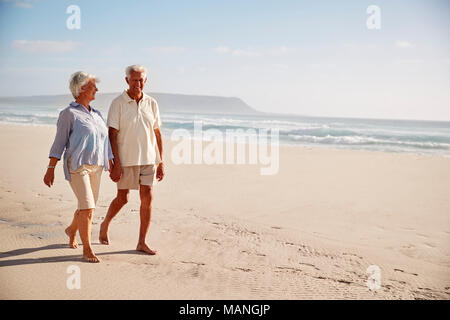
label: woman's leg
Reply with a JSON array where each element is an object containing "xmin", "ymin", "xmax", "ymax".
[
  {"xmin": 77, "ymin": 208, "xmax": 99, "ymax": 263},
  {"xmin": 68, "ymin": 164, "xmax": 100, "ymax": 263},
  {"xmin": 65, "ymin": 209, "xmax": 79, "ymax": 248}
]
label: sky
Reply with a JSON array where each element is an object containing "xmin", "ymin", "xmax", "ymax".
[{"xmin": 0, "ymin": 0, "xmax": 449, "ymax": 121}]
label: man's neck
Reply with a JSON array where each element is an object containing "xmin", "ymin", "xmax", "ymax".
[{"xmin": 127, "ymin": 90, "xmax": 143, "ymax": 103}]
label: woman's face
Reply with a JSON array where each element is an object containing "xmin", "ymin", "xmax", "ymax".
[{"xmin": 80, "ymin": 78, "xmax": 98, "ymax": 102}]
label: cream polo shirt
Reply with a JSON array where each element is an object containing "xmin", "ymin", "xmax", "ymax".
[{"xmin": 107, "ymin": 91, "xmax": 162, "ymax": 167}]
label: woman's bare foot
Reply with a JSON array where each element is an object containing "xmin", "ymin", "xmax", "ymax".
[
  {"xmin": 136, "ymin": 243, "xmax": 157, "ymax": 255},
  {"xmin": 65, "ymin": 226, "xmax": 78, "ymax": 248},
  {"xmin": 99, "ymin": 223, "xmax": 109, "ymax": 245},
  {"xmin": 83, "ymin": 248, "xmax": 100, "ymax": 263}
]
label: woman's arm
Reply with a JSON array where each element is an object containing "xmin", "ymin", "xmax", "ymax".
[
  {"xmin": 49, "ymin": 109, "xmax": 72, "ymax": 160},
  {"xmin": 44, "ymin": 109, "xmax": 72, "ymax": 187},
  {"xmin": 43, "ymin": 157, "xmax": 59, "ymax": 187}
]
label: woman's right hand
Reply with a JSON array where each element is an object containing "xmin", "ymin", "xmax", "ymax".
[{"xmin": 43, "ymin": 169, "xmax": 55, "ymax": 187}]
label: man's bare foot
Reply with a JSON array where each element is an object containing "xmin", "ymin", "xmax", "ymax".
[
  {"xmin": 136, "ymin": 243, "xmax": 157, "ymax": 255},
  {"xmin": 65, "ymin": 226, "xmax": 78, "ymax": 248},
  {"xmin": 83, "ymin": 249, "xmax": 100, "ymax": 263},
  {"xmin": 99, "ymin": 223, "xmax": 109, "ymax": 245}
]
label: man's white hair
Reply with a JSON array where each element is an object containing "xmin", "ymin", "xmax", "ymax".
[
  {"xmin": 125, "ymin": 64, "xmax": 147, "ymax": 79},
  {"xmin": 69, "ymin": 71, "xmax": 99, "ymax": 98}
]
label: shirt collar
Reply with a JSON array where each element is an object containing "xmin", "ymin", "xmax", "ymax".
[
  {"xmin": 70, "ymin": 101, "xmax": 97, "ymax": 113},
  {"xmin": 122, "ymin": 90, "xmax": 150, "ymax": 104}
]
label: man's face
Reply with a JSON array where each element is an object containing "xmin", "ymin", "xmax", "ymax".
[
  {"xmin": 126, "ymin": 70, "xmax": 147, "ymax": 97},
  {"xmin": 80, "ymin": 78, "xmax": 98, "ymax": 101}
]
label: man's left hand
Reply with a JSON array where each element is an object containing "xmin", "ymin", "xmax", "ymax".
[{"xmin": 156, "ymin": 162, "xmax": 165, "ymax": 181}]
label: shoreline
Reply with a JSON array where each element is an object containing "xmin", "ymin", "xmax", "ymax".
[{"xmin": 0, "ymin": 122, "xmax": 448, "ymax": 160}]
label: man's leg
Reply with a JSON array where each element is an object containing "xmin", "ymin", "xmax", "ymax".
[
  {"xmin": 99, "ymin": 189, "xmax": 130, "ymax": 244},
  {"xmin": 136, "ymin": 184, "xmax": 156, "ymax": 255}
]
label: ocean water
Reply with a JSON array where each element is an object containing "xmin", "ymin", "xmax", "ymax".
[{"xmin": 1, "ymin": 104, "xmax": 450, "ymax": 156}]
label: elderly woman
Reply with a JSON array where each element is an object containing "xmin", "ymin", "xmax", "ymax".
[{"xmin": 43, "ymin": 71, "xmax": 113, "ymax": 263}]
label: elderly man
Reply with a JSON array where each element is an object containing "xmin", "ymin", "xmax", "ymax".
[{"xmin": 99, "ymin": 65, "xmax": 164, "ymax": 255}]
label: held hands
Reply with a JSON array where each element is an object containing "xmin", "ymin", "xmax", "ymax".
[
  {"xmin": 156, "ymin": 162, "xmax": 165, "ymax": 181},
  {"xmin": 43, "ymin": 169, "xmax": 55, "ymax": 187},
  {"xmin": 109, "ymin": 162, "xmax": 163, "ymax": 182},
  {"xmin": 109, "ymin": 162, "xmax": 122, "ymax": 182}
]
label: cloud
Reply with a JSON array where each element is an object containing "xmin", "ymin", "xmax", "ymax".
[
  {"xmin": 395, "ymin": 41, "xmax": 413, "ymax": 48},
  {"xmin": 177, "ymin": 66, "xmax": 186, "ymax": 74},
  {"xmin": 215, "ymin": 46, "xmax": 297, "ymax": 57},
  {"xmin": 102, "ymin": 45, "xmax": 123, "ymax": 56},
  {"xmin": 267, "ymin": 46, "xmax": 297, "ymax": 56},
  {"xmin": 11, "ymin": 40, "xmax": 80, "ymax": 53},
  {"xmin": 231, "ymin": 48, "xmax": 261, "ymax": 57},
  {"xmin": 213, "ymin": 46, "xmax": 231, "ymax": 54},
  {"xmin": 213, "ymin": 46, "xmax": 261, "ymax": 57},
  {"xmin": 145, "ymin": 46, "xmax": 185, "ymax": 54},
  {"xmin": 1, "ymin": 0, "xmax": 35, "ymax": 9},
  {"xmin": 394, "ymin": 59, "xmax": 424, "ymax": 65},
  {"xmin": 272, "ymin": 63, "xmax": 289, "ymax": 71}
]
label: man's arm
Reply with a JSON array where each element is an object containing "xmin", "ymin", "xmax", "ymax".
[
  {"xmin": 154, "ymin": 128, "xmax": 164, "ymax": 181},
  {"xmin": 109, "ymin": 127, "xmax": 122, "ymax": 182},
  {"xmin": 154, "ymin": 128, "xmax": 163, "ymax": 161}
]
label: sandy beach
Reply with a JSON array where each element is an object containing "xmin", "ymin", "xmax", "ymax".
[{"xmin": 0, "ymin": 123, "xmax": 449, "ymax": 299}]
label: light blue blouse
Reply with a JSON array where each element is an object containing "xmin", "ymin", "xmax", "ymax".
[{"xmin": 49, "ymin": 102, "xmax": 114, "ymax": 181}]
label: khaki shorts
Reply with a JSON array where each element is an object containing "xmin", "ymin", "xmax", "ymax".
[
  {"xmin": 68, "ymin": 159, "xmax": 103, "ymax": 210},
  {"xmin": 118, "ymin": 165, "xmax": 156, "ymax": 190}
]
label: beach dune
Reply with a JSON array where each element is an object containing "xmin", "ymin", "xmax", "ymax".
[{"xmin": 0, "ymin": 124, "xmax": 449, "ymax": 299}]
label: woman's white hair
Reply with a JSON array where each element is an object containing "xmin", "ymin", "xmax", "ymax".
[
  {"xmin": 125, "ymin": 64, "xmax": 147, "ymax": 79},
  {"xmin": 69, "ymin": 71, "xmax": 99, "ymax": 98}
]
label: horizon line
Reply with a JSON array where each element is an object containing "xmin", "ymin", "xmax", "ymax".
[{"xmin": 0, "ymin": 92, "xmax": 449, "ymax": 123}]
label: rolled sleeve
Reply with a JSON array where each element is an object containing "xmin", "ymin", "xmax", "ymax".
[
  {"xmin": 49, "ymin": 109, "xmax": 72, "ymax": 159},
  {"xmin": 97, "ymin": 109, "xmax": 114, "ymax": 161},
  {"xmin": 107, "ymin": 100, "xmax": 120, "ymax": 130},
  {"xmin": 107, "ymin": 138, "xmax": 114, "ymax": 160}
]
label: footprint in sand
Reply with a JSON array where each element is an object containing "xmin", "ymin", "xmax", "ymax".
[
  {"xmin": 180, "ymin": 261, "xmax": 206, "ymax": 266},
  {"xmin": 417, "ymin": 233, "xmax": 429, "ymax": 238},
  {"xmin": 298, "ymin": 262, "xmax": 320, "ymax": 271},
  {"xmin": 389, "ymin": 279, "xmax": 407, "ymax": 285},
  {"xmin": 275, "ymin": 266, "xmax": 302, "ymax": 274},
  {"xmin": 203, "ymin": 238, "xmax": 220, "ymax": 245},
  {"xmin": 342, "ymin": 252, "xmax": 363, "ymax": 259},
  {"xmin": 240, "ymin": 250, "xmax": 266, "ymax": 257},
  {"xmin": 423, "ymin": 242, "xmax": 436, "ymax": 248},
  {"xmin": 393, "ymin": 268, "xmax": 418, "ymax": 276},
  {"xmin": 234, "ymin": 267, "xmax": 253, "ymax": 272},
  {"xmin": 400, "ymin": 244, "xmax": 417, "ymax": 257}
]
